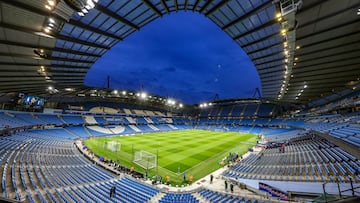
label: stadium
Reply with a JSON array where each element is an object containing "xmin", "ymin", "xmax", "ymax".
[{"xmin": 0, "ymin": 0, "xmax": 359, "ymax": 202}]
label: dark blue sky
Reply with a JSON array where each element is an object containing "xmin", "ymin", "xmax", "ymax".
[{"xmin": 85, "ymin": 11, "xmax": 260, "ymax": 104}]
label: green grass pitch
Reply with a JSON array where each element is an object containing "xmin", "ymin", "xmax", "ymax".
[{"xmin": 84, "ymin": 129, "xmax": 258, "ymax": 185}]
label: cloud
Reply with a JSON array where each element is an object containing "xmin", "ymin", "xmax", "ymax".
[{"xmin": 85, "ymin": 11, "xmax": 260, "ymax": 104}]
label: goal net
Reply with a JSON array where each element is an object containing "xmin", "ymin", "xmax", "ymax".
[
  {"xmin": 105, "ymin": 141, "xmax": 121, "ymax": 152},
  {"xmin": 133, "ymin": 150, "xmax": 157, "ymax": 169}
]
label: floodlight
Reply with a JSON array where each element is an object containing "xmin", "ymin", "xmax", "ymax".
[
  {"xmin": 43, "ymin": 27, "xmax": 51, "ymax": 33},
  {"xmin": 204, "ymin": 103, "xmax": 208, "ymax": 107},
  {"xmin": 122, "ymin": 91, "xmax": 126, "ymax": 95},
  {"xmin": 48, "ymin": 0, "xmax": 55, "ymax": 6},
  {"xmin": 179, "ymin": 103, "xmax": 183, "ymax": 108},
  {"xmin": 113, "ymin": 90, "xmax": 118, "ymax": 94},
  {"xmin": 140, "ymin": 92, "xmax": 147, "ymax": 99},
  {"xmin": 136, "ymin": 93, "xmax": 140, "ymax": 97}
]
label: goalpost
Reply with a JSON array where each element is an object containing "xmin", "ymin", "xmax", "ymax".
[{"xmin": 133, "ymin": 150, "xmax": 157, "ymax": 169}]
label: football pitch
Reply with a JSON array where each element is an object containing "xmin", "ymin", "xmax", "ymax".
[{"xmin": 84, "ymin": 129, "xmax": 258, "ymax": 185}]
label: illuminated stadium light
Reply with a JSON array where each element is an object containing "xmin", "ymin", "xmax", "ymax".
[
  {"xmin": 112, "ymin": 90, "xmax": 118, "ymax": 94},
  {"xmin": 179, "ymin": 103, "xmax": 183, "ymax": 108},
  {"xmin": 63, "ymin": 0, "xmax": 99, "ymax": 17},
  {"xmin": 167, "ymin": 99, "xmax": 176, "ymax": 105},
  {"xmin": 140, "ymin": 92, "xmax": 147, "ymax": 99},
  {"xmin": 136, "ymin": 93, "xmax": 140, "ymax": 97},
  {"xmin": 65, "ymin": 88, "xmax": 75, "ymax": 92},
  {"xmin": 122, "ymin": 91, "xmax": 126, "ymax": 95},
  {"xmin": 43, "ymin": 27, "xmax": 51, "ymax": 33}
]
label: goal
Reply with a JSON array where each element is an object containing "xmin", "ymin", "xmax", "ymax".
[
  {"xmin": 133, "ymin": 150, "xmax": 157, "ymax": 169},
  {"xmin": 105, "ymin": 141, "xmax": 121, "ymax": 152}
]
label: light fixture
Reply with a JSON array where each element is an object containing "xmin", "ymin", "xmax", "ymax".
[
  {"xmin": 45, "ymin": 5, "xmax": 52, "ymax": 10},
  {"xmin": 140, "ymin": 92, "xmax": 147, "ymax": 99},
  {"xmin": 65, "ymin": 88, "xmax": 75, "ymax": 91},
  {"xmin": 296, "ymin": 45, "xmax": 300, "ymax": 49},
  {"xmin": 122, "ymin": 91, "xmax": 126, "ymax": 95},
  {"xmin": 48, "ymin": 0, "xmax": 56, "ymax": 6},
  {"xmin": 43, "ymin": 28, "xmax": 51, "ymax": 33}
]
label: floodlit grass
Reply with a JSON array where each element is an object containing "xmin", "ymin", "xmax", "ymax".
[{"xmin": 85, "ymin": 129, "xmax": 257, "ymax": 185}]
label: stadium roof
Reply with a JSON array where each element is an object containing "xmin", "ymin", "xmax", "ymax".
[{"xmin": 0, "ymin": 0, "xmax": 359, "ymax": 104}]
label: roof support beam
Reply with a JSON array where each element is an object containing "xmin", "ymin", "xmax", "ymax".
[
  {"xmin": 0, "ymin": 0, "xmax": 67, "ymax": 21},
  {"xmin": 160, "ymin": 0, "xmax": 170, "ymax": 13},
  {"xmin": 0, "ymin": 22, "xmax": 109, "ymax": 50},
  {"xmin": 0, "ymin": 62, "xmax": 90, "ymax": 70},
  {"xmin": 67, "ymin": 19, "xmax": 122, "ymax": 40},
  {"xmin": 252, "ymin": 51, "xmax": 283, "ymax": 61},
  {"xmin": 96, "ymin": 4, "xmax": 139, "ymax": 30},
  {"xmin": 184, "ymin": 0, "xmax": 189, "ymax": 10},
  {"xmin": 142, "ymin": 0, "xmax": 162, "ymax": 16},
  {"xmin": 247, "ymin": 42, "xmax": 281, "ymax": 55},
  {"xmin": 193, "ymin": 0, "xmax": 201, "ymax": 11},
  {"xmin": 0, "ymin": 52, "xmax": 94, "ymax": 64},
  {"xmin": 297, "ymin": 39, "xmax": 360, "ymax": 57},
  {"xmin": 174, "ymin": 0, "xmax": 178, "ymax": 11},
  {"xmin": 294, "ymin": 56, "xmax": 360, "ymax": 70},
  {"xmin": 199, "ymin": 0, "xmax": 214, "ymax": 14},
  {"xmin": 233, "ymin": 19, "xmax": 278, "ymax": 40},
  {"xmin": 242, "ymin": 32, "xmax": 280, "ymax": 49},
  {"xmin": 254, "ymin": 57, "xmax": 284, "ymax": 66},
  {"xmin": 298, "ymin": 3, "xmax": 360, "ymax": 29},
  {"xmin": 205, "ymin": 0, "xmax": 230, "ymax": 16},
  {"xmin": 297, "ymin": 19, "xmax": 359, "ymax": 41},
  {"xmin": 2, "ymin": 0, "xmax": 122, "ymax": 41},
  {"xmin": 0, "ymin": 40, "xmax": 101, "ymax": 58},
  {"xmin": 222, "ymin": 0, "xmax": 273, "ymax": 30},
  {"xmin": 297, "ymin": 49, "xmax": 360, "ymax": 64},
  {"xmin": 300, "ymin": 31, "xmax": 360, "ymax": 49}
]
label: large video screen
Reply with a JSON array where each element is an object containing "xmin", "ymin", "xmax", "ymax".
[{"xmin": 18, "ymin": 94, "xmax": 45, "ymax": 110}]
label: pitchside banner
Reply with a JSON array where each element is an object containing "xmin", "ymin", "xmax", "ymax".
[{"xmin": 259, "ymin": 182, "xmax": 288, "ymax": 201}]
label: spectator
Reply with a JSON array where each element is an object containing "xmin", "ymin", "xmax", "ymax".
[{"xmin": 112, "ymin": 184, "xmax": 117, "ymax": 197}]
